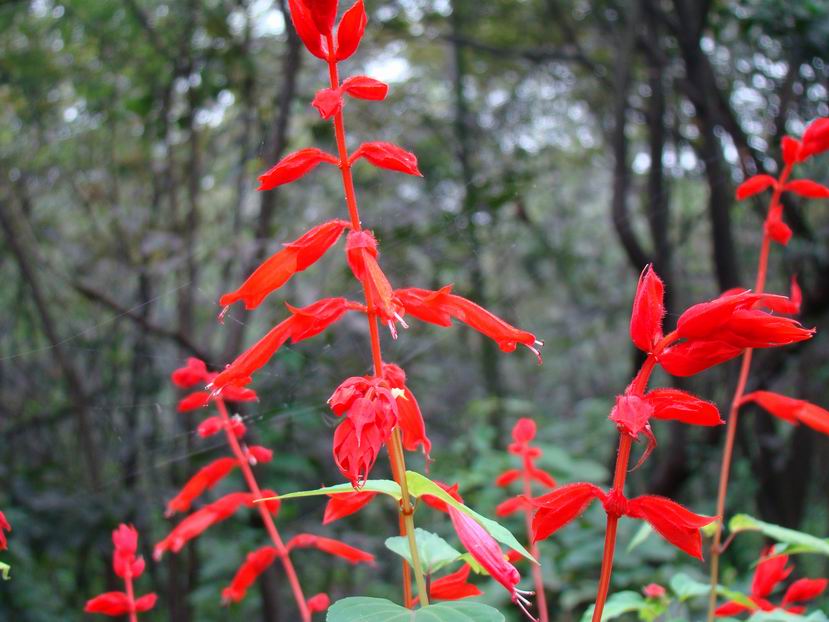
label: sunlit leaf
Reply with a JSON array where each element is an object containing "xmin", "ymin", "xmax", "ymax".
[{"xmin": 326, "ymin": 597, "xmax": 505, "ymax": 621}]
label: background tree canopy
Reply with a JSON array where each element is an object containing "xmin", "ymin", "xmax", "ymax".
[{"xmin": 1, "ymin": 0, "xmax": 828, "ymax": 620}]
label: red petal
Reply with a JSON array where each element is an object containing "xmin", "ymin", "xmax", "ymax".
[
  {"xmin": 258, "ymin": 148, "xmax": 338, "ymax": 191},
  {"xmin": 220, "ymin": 220, "xmax": 349, "ymax": 311},
  {"xmin": 221, "ymin": 547, "xmax": 280, "ymax": 603},
  {"xmin": 531, "ymin": 483, "xmax": 605, "ymax": 542},
  {"xmin": 495, "ymin": 496, "xmax": 530, "ymax": 517},
  {"xmin": 335, "ymin": 0, "xmax": 367, "ymax": 61},
  {"xmin": 752, "ymin": 549, "xmax": 793, "ymax": 598},
  {"xmin": 645, "ymin": 388, "xmax": 723, "ymax": 426},
  {"xmin": 800, "ymin": 117, "xmax": 829, "ymax": 161},
  {"xmin": 285, "ymin": 297, "xmax": 358, "ymax": 343},
  {"xmin": 395, "ymin": 286, "xmax": 454, "ymax": 326},
  {"xmin": 609, "ymin": 394, "xmax": 654, "ymax": 438},
  {"xmin": 210, "ymin": 321, "xmax": 293, "ymax": 391},
  {"xmin": 630, "ymin": 264, "xmax": 665, "ymax": 352},
  {"xmin": 718, "ymin": 309, "xmax": 814, "ymax": 348},
  {"xmin": 312, "ymin": 88, "xmax": 344, "ymax": 120},
  {"xmin": 171, "ymin": 357, "xmax": 210, "ymax": 388},
  {"xmin": 287, "ymin": 534, "xmax": 375, "ymax": 564},
  {"xmin": 165, "ymin": 457, "xmax": 238, "ymax": 516},
  {"xmin": 626, "ymin": 495, "xmax": 716, "ymax": 559},
  {"xmin": 308, "ymin": 0, "xmax": 338, "ymax": 34},
  {"xmin": 766, "ymin": 207, "xmax": 793, "ymax": 245},
  {"xmin": 421, "ymin": 481, "xmax": 464, "ymax": 514},
  {"xmin": 714, "ymin": 600, "xmax": 752, "ymax": 616},
  {"xmin": 782, "ymin": 578, "xmax": 828, "ymax": 605},
  {"xmin": 676, "ymin": 290, "xmax": 761, "ymax": 339},
  {"xmin": 428, "ymin": 564, "xmax": 482, "ymax": 601},
  {"xmin": 784, "ymin": 179, "xmax": 829, "ymax": 199},
  {"xmin": 495, "ymin": 469, "xmax": 522, "ymax": 487},
  {"xmin": 742, "ymin": 391, "xmax": 829, "ymax": 434},
  {"xmin": 323, "ymin": 491, "xmax": 377, "ymax": 524},
  {"xmin": 134, "ymin": 593, "xmax": 158, "ymax": 613},
  {"xmin": 512, "ymin": 418, "xmax": 536, "ymax": 443},
  {"xmin": 659, "ymin": 339, "xmax": 743, "ymax": 377},
  {"xmin": 736, "ymin": 174, "xmax": 777, "ymax": 200},
  {"xmin": 84, "ymin": 592, "xmax": 131, "ymax": 615},
  {"xmin": 782, "ymin": 136, "xmax": 801, "ymax": 166},
  {"xmin": 349, "ymin": 142, "xmax": 422, "ymax": 176},
  {"xmin": 197, "ymin": 416, "xmax": 245, "ymax": 439},
  {"xmin": 307, "ymin": 593, "xmax": 331, "ymax": 613},
  {"xmin": 221, "ymin": 385, "xmax": 258, "ymax": 403},
  {"xmin": 342, "ymin": 75, "xmax": 388, "ymax": 100},
  {"xmin": 177, "ymin": 391, "xmax": 210, "ymax": 412},
  {"xmin": 530, "ymin": 467, "xmax": 557, "ymax": 489},
  {"xmin": 444, "ymin": 293, "xmax": 540, "ymax": 358},
  {"xmin": 288, "ymin": 0, "xmax": 327, "ymax": 58},
  {"xmin": 245, "ymin": 445, "xmax": 273, "ymax": 464}
]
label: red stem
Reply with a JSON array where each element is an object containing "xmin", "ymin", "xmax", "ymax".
[
  {"xmin": 523, "ymin": 476, "xmax": 549, "ymax": 622},
  {"xmin": 323, "ymin": 35, "xmax": 427, "ymax": 607},
  {"xmin": 124, "ymin": 570, "xmax": 138, "ymax": 622},
  {"xmin": 706, "ymin": 163, "xmax": 792, "ymax": 620},
  {"xmin": 215, "ymin": 399, "xmax": 311, "ymax": 622}
]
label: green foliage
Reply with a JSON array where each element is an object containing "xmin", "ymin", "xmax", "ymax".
[
  {"xmin": 326, "ymin": 597, "xmax": 505, "ymax": 621},
  {"xmin": 729, "ymin": 514, "xmax": 829, "ymax": 556},
  {"xmin": 385, "ymin": 528, "xmax": 463, "ymax": 575}
]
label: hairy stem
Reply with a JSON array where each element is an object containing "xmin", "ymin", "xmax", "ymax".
[
  {"xmin": 324, "ymin": 36, "xmax": 428, "ymax": 607},
  {"xmin": 215, "ymin": 400, "xmax": 310, "ymax": 622},
  {"xmin": 706, "ymin": 163, "xmax": 791, "ymax": 621}
]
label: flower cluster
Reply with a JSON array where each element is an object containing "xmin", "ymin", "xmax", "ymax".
[{"xmin": 85, "ymin": 525, "xmax": 156, "ymax": 620}]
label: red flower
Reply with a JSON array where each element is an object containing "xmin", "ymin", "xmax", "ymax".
[
  {"xmin": 799, "ymin": 117, "xmax": 829, "ymax": 162},
  {"xmin": 258, "ymin": 148, "xmax": 338, "ymax": 191},
  {"xmin": 447, "ymin": 506, "xmax": 534, "ymax": 619},
  {"xmin": 197, "ymin": 415, "xmax": 246, "ymax": 439},
  {"xmin": 172, "ymin": 357, "xmax": 211, "ymax": 388},
  {"xmin": 329, "ymin": 375, "xmax": 398, "ymax": 486},
  {"xmin": 220, "ymin": 220, "xmax": 350, "ymax": 312},
  {"xmin": 629, "ymin": 264, "xmax": 665, "ymax": 353},
  {"xmin": 86, "ymin": 524, "xmax": 156, "ymax": 618},
  {"xmin": 414, "ymin": 564, "xmax": 482, "ymax": 603},
  {"xmin": 421, "ymin": 481, "xmax": 464, "ymax": 514},
  {"xmin": 349, "ymin": 142, "xmax": 422, "ymax": 176},
  {"xmin": 531, "ymin": 483, "xmax": 605, "ymax": 543},
  {"xmin": 736, "ymin": 174, "xmax": 777, "ymax": 200},
  {"xmin": 287, "ymin": 0, "xmax": 328, "ymax": 59},
  {"xmin": 336, "ymin": 0, "xmax": 368, "ymax": 60},
  {"xmin": 625, "ymin": 495, "xmax": 715, "ymax": 559},
  {"xmin": 154, "ymin": 493, "xmax": 264, "ymax": 559},
  {"xmin": 211, "ymin": 298, "xmax": 362, "ymax": 391},
  {"xmin": 305, "ymin": 0, "xmax": 338, "ymax": 35},
  {"xmin": 715, "ymin": 547, "xmax": 827, "ymax": 616},
  {"xmin": 740, "ymin": 391, "xmax": 829, "ymax": 435},
  {"xmin": 658, "ymin": 339, "xmax": 743, "ymax": 377},
  {"xmin": 382, "ymin": 363, "xmax": 431, "ymax": 458},
  {"xmin": 643, "ymin": 389, "xmax": 723, "ymax": 426},
  {"xmin": 395, "ymin": 286, "xmax": 543, "ymax": 361},
  {"xmin": 643, "ymin": 583, "xmax": 666, "ymax": 599},
  {"xmin": 0, "ymin": 512, "xmax": 10, "ymax": 551},
  {"xmin": 322, "ymin": 491, "xmax": 378, "ymax": 524},
  {"xmin": 165, "ymin": 457, "xmax": 238, "ymax": 516},
  {"xmin": 222, "ymin": 546, "xmax": 280, "ymax": 603},
  {"xmin": 312, "ymin": 88, "xmax": 344, "ymax": 119},
  {"xmin": 342, "ymin": 76, "xmax": 388, "ymax": 100},
  {"xmin": 345, "ymin": 231, "xmax": 405, "ymax": 333},
  {"xmin": 286, "ymin": 534, "xmax": 375, "ymax": 565},
  {"xmin": 496, "ymin": 418, "xmax": 556, "ymax": 516},
  {"xmin": 307, "ymin": 593, "xmax": 331, "ymax": 613},
  {"xmin": 765, "ymin": 205, "xmax": 793, "ymax": 245},
  {"xmin": 784, "ymin": 179, "xmax": 829, "ymax": 199}
]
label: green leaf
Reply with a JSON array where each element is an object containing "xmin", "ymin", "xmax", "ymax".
[
  {"xmin": 579, "ymin": 591, "xmax": 645, "ymax": 622},
  {"xmin": 270, "ymin": 479, "xmax": 402, "ymax": 502},
  {"xmin": 728, "ymin": 514, "xmax": 829, "ymax": 556},
  {"xmin": 748, "ymin": 611, "xmax": 829, "ymax": 622},
  {"xmin": 0, "ymin": 562, "xmax": 9, "ymax": 581},
  {"xmin": 405, "ymin": 471, "xmax": 536, "ymax": 563},
  {"xmin": 669, "ymin": 573, "xmax": 755, "ymax": 609},
  {"xmin": 385, "ymin": 528, "xmax": 463, "ymax": 575},
  {"xmin": 326, "ymin": 597, "xmax": 505, "ymax": 621},
  {"xmin": 460, "ymin": 553, "xmax": 487, "ymax": 575},
  {"xmin": 626, "ymin": 522, "xmax": 653, "ymax": 553}
]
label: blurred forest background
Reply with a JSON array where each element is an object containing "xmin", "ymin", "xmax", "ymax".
[{"xmin": 1, "ymin": 0, "xmax": 829, "ymax": 620}]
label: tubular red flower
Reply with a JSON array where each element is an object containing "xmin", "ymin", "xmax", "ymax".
[
  {"xmin": 643, "ymin": 583, "xmax": 666, "ymax": 599},
  {"xmin": 800, "ymin": 117, "xmax": 829, "ymax": 161},
  {"xmin": 177, "ymin": 391, "xmax": 210, "ymax": 412},
  {"xmin": 784, "ymin": 179, "xmax": 829, "ymax": 199},
  {"xmin": 630, "ymin": 264, "xmax": 665, "ymax": 352},
  {"xmin": 765, "ymin": 206, "xmax": 793, "ymax": 245},
  {"xmin": 306, "ymin": 0, "xmax": 338, "ymax": 34},
  {"xmin": 417, "ymin": 564, "xmax": 482, "ymax": 602},
  {"xmin": 736, "ymin": 174, "xmax": 777, "ymax": 200},
  {"xmin": 322, "ymin": 491, "xmax": 378, "ymax": 524},
  {"xmin": 395, "ymin": 286, "xmax": 542, "ymax": 361},
  {"xmin": 658, "ymin": 339, "xmax": 743, "ymax": 376},
  {"xmin": 345, "ymin": 231, "xmax": 403, "ymax": 332},
  {"xmin": 349, "ymin": 142, "xmax": 422, "ymax": 176},
  {"xmin": 782, "ymin": 136, "xmax": 801, "ymax": 166},
  {"xmin": 644, "ymin": 388, "xmax": 723, "ymax": 426},
  {"xmin": 626, "ymin": 495, "xmax": 716, "ymax": 560},
  {"xmin": 245, "ymin": 445, "xmax": 273, "ymax": 465},
  {"xmin": 287, "ymin": 534, "xmax": 375, "ymax": 564},
  {"xmin": 172, "ymin": 357, "xmax": 211, "ymax": 388},
  {"xmin": 335, "ymin": 0, "xmax": 367, "ymax": 60},
  {"xmin": 0, "ymin": 512, "xmax": 10, "ymax": 550},
  {"xmin": 197, "ymin": 415, "xmax": 246, "ymax": 439},
  {"xmin": 221, "ymin": 547, "xmax": 280, "ymax": 604},
  {"xmin": 531, "ymin": 483, "xmax": 605, "ymax": 542},
  {"xmin": 258, "ymin": 148, "xmax": 338, "ymax": 191},
  {"xmin": 381, "ymin": 363, "xmax": 431, "ymax": 457},
  {"xmin": 342, "ymin": 75, "xmax": 388, "ymax": 100},
  {"xmin": 496, "ymin": 495, "xmax": 532, "ymax": 517},
  {"xmin": 740, "ymin": 391, "xmax": 829, "ymax": 435},
  {"xmin": 112, "ymin": 524, "xmax": 144, "ymax": 579},
  {"xmin": 84, "ymin": 592, "xmax": 132, "ymax": 616},
  {"xmin": 154, "ymin": 493, "xmax": 257, "ymax": 559},
  {"xmin": 609, "ymin": 395, "xmax": 654, "ymax": 438},
  {"xmin": 166, "ymin": 457, "xmax": 238, "ymax": 516},
  {"xmin": 306, "ymin": 593, "xmax": 331, "ymax": 613},
  {"xmin": 782, "ymin": 578, "xmax": 828, "ymax": 606},
  {"xmin": 220, "ymin": 220, "xmax": 350, "ymax": 311},
  {"xmin": 287, "ymin": 0, "xmax": 327, "ymax": 58},
  {"xmin": 312, "ymin": 88, "xmax": 344, "ymax": 119}
]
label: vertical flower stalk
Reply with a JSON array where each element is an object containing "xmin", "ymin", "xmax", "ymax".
[{"xmin": 706, "ymin": 119, "xmax": 829, "ymax": 621}]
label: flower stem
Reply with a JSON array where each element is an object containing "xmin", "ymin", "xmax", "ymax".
[
  {"xmin": 124, "ymin": 571, "xmax": 138, "ymax": 622},
  {"xmin": 523, "ymin": 479, "xmax": 548, "ymax": 622},
  {"xmin": 591, "ymin": 434, "xmax": 633, "ymax": 622},
  {"xmin": 706, "ymin": 163, "xmax": 791, "ymax": 622},
  {"xmin": 324, "ymin": 36, "xmax": 428, "ymax": 608},
  {"xmin": 215, "ymin": 399, "xmax": 311, "ymax": 622}
]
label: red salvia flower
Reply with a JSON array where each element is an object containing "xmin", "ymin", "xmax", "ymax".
[
  {"xmin": 736, "ymin": 174, "xmax": 777, "ymax": 200},
  {"xmin": 220, "ymin": 220, "xmax": 350, "ymax": 312},
  {"xmin": 172, "ymin": 357, "xmax": 211, "ymax": 388},
  {"xmin": 305, "ymin": 0, "xmax": 338, "ymax": 35},
  {"xmin": 287, "ymin": 533, "xmax": 375, "ymax": 565},
  {"xmin": 312, "ymin": 76, "xmax": 388, "ymax": 120},
  {"xmin": 345, "ymin": 231, "xmax": 405, "ymax": 333},
  {"xmin": 629, "ymin": 264, "xmax": 665, "ymax": 352},
  {"xmin": 323, "ymin": 490, "xmax": 378, "ymax": 524},
  {"xmin": 799, "ymin": 117, "xmax": 829, "ymax": 162},
  {"xmin": 495, "ymin": 418, "xmax": 556, "ymax": 517},
  {"xmin": 531, "ymin": 483, "xmax": 605, "ymax": 543},
  {"xmin": 85, "ymin": 524, "xmax": 157, "ymax": 618},
  {"xmin": 165, "ymin": 457, "xmax": 239, "ymax": 516},
  {"xmin": 658, "ymin": 339, "xmax": 744, "ymax": 377},
  {"xmin": 329, "ymin": 375, "xmax": 398, "ymax": 486},
  {"xmin": 740, "ymin": 391, "xmax": 829, "ymax": 435},
  {"xmin": 0, "ymin": 512, "xmax": 10, "ymax": 551},
  {"xmin": 222, "ymin": 546, "xmax": 280, "ymax": 603},
  {"xmin": 715, "ymin": 547, "xmax": 828, "ymax": 616},
  {"xmin": 258, "ymin": 148, "xmax": 338, "ymax": 191},
  {"xmin": 307, "ymin": 593, "xmax": 332, "ymax": 613},
  {"xmin": 335, "ymin": 0, "xmax": 367, "ymax": 60},
  {"xmin": 382, "ymin": 363, "xmax": 431, "ymax": 457},
  {"xmin": 349, "ymin": 142, "xmax": 423, "ymax": 176},
  {"xmin": 287, "ymin": 0, "xmax": 328, "ymax": 59},
  {"xmin": 643, "ymin": 583, "xmax": 666, "ymax": 599},
  {"xmin": 625, "ymin": 495, "xmax": 715, "ymax": 559},
  {"xmin": 447, "ymin": 506, "xmax": 535, "ymax": 619},
  {"xmin": 413, "ymin": 564, "xmax": 482, "ymax": 603},
  {"xmin": 421, "ymin": 481, "xmax": 464, "ymax": 514},
  {"xmin": 784, "ymin": 179, "xmax": 829, "ymax": 199},
  {"xmin": 395, "ymin": 286, "xmax": 543, "ymax": 361},
  {"xmin": 197, "ymin": 415, "xmax": 246, "ymax": 439}
]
